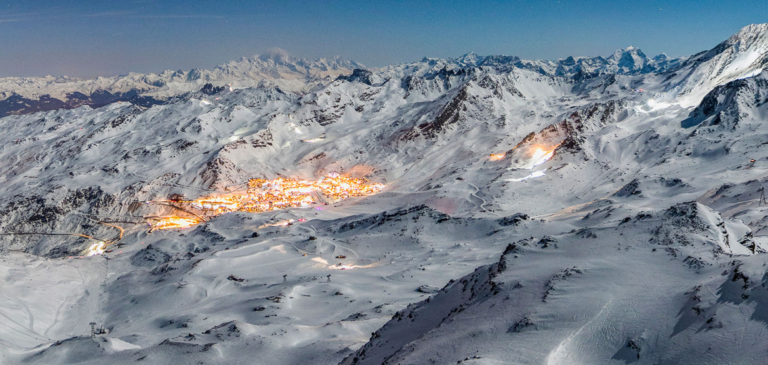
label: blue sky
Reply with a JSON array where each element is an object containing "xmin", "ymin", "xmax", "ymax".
[{"xmin": 1, "ymin": 0, "xmax": 766, "ymax": 78}]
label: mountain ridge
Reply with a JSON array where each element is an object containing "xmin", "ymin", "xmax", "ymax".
[
  {"xmin": 0, "ymin": 44, "xmax": 691, "ymax": 118},
  {"xmin": 0, "ymin": 51, "xmax": 364, "ymax": 117}
]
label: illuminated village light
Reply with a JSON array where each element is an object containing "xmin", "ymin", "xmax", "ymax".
[
  {"xmin": 506, "ymin": 144, "xmax": 559, "ymax": 182},
  {"xmin": 152, "ymin": 217, "xmax": 201, "ymax": 230},
  {"xmin": 85, "ymin": 241, "xmax": 106, "ymax": 256},
  {"xmin": 301, "ymin": 137, "xmax": 325, "ymax": 143},
  {"xmin": 531, "ymin": 147, "xmax": 551, "ymax": 162},
  {"xmin": 150, "ymin": 174, "xmax": 384, "ymax": 230},
  {"xmin": 529, "ymin": 146, "xmax": 556, "ymax": 168}
]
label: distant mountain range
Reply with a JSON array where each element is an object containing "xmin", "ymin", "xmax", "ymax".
[
  {"xmin": 0, "ymin": 50, "xmax": 363, "ymax": 117},
  {"xmin": 7, "ymin": 24, "xmax": 767, "ymax": 119},
  {"xmin": 0, "ymin": 43, "xmax": 695, "ymax": 118}
]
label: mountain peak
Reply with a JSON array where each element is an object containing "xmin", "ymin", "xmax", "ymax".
[
  {"xmin": 257, "ymin": 47, "xmax": 292, "ymax": 63},
  {"xmin": 455, "ymin": 52, "xmax": 483, "ymax": 66},
  {"xmin": 607, "ymin": 47, "xmax": 647, "ymax": 60},
  {"xmin": 683, "ymin": 23, "xmax": 768, "ymax": 87},
  {"xmin": 728, "ymin": 23, "xmax": 768, "ymax": 44},
  {"xmin": 713, "ymin": 24, "xmax": 768, "ymax": 57}
]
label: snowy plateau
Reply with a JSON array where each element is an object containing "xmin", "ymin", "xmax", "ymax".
[{"xmin": 2, "ymin": 23, "xmax": 768, "ymax": 365}]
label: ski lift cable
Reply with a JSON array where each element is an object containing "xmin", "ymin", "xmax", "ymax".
[
  {"xmin": 129, "ymin": 200, "xmax": 208, "ymax": 223},
  {"xmin": 0, "ymin": 232, "xmax": 99, "ymax": 240},
  {"xmin": 0, "ymin": 313, "xmax": 51, "ymax": 342},
  {"xmin": 153, "ymin": 202, "xmax": 208, "ymax": 222},
  {"xmin": 75, "ymin": 212, "xmax": 143, "ymax": 225}
]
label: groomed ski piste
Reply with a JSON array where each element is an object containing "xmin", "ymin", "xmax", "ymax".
[{"xmin": 2, "ymin": 24, "xmax": 768, "ymax": 365}]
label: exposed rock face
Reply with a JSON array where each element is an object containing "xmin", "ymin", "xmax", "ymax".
[{"xmin": 683, "ymin": 70, "xmax": 768, "ymax": 129}]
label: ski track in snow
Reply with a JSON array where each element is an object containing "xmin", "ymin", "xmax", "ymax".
[{"xmin": 546, "ymin": 298, "xmax": 614, "ymax": 365}]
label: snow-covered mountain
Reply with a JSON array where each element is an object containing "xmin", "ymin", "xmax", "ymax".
[
  {"xmin": 0, "ymin": 49, "xmax": 363, "ymax": 117},
  {"xmin": 379, "ymin": 47, "xmax": 684, "ymax": 83},
  {"xmin": 2, "ymin": 24, "xmax": 768, "ymax": 365}
]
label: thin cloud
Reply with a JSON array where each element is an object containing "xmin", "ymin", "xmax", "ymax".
[
  {"xmin": 0, "ymin": 9, "xmax": 223, "ymax": 23},
  {"xmin": 131, "ymin": 14, "xmax": 225, "ymax": 19},
  {"xmin": 77, "ymin": 12, "xmax": 225, "ymax": 20},
  {"xmin": 82, "ymin": 11, "xmax": 136, "ymax": 18},
  {"xmin": 0, "ymin": 11, "xmax": 45, "ymax": 17},
  {"xmin": 0, "ymin": 11, "xmax": 43, "ymax": 23}
]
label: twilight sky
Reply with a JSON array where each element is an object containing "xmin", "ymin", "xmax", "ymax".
[{"xmin": 1, "ymin": 0, "xmax": 766, "ymax": 78}]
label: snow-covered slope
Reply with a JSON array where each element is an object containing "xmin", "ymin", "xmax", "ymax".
[
  {"xmin": 1, "ymin": 24, "xmax": 768, "ymax": 365},
  {"xmin": 649, "ymin": 23, "xmax": 768, "ymax": 108},
  {"xmin": 343, "ymin": 202, "xmax": 766, "ymax": 365},
  {"xmin": 683, "ymin": 69, "xmax": 768, "ymax": 129}
]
